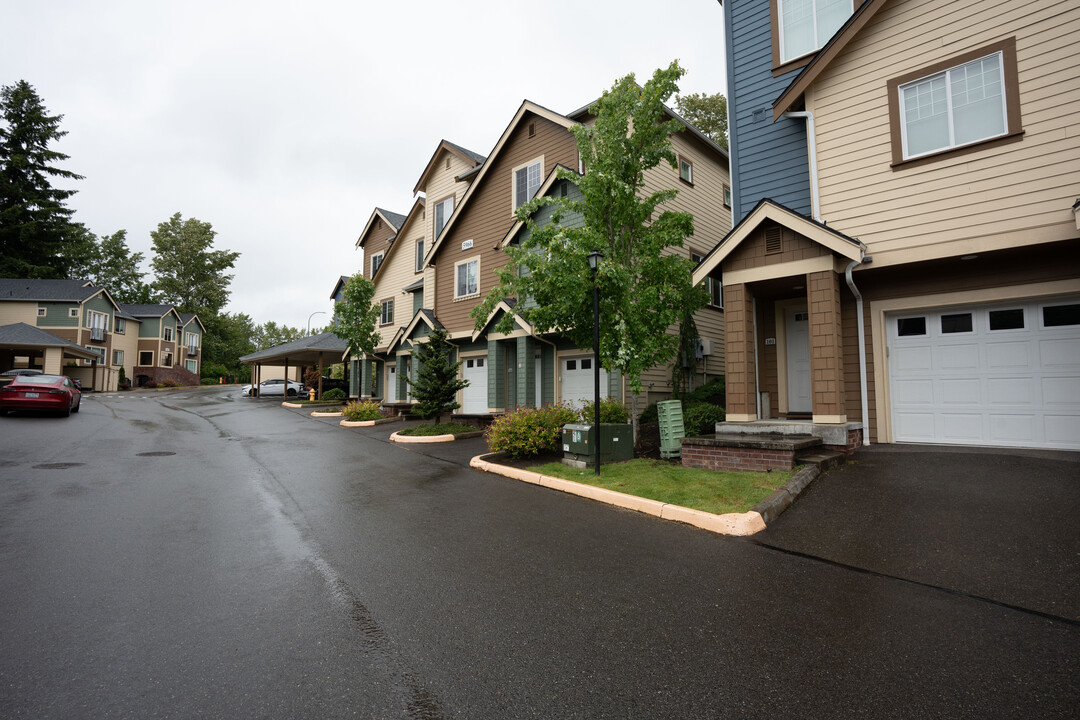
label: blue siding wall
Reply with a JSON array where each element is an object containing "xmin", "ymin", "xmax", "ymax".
[{"xmin": 726, "ymin": 0, "xmax": 813, "ymax": 223}]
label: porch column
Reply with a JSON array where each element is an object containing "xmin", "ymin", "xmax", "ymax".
[
  {"xmin": 724, "ymin": 283, "xmax": 758, "ymax": 421},
  {"xmin": 43, "ymin": 348, "xmax": 63, "ymax": 375},
  {"xmin": 516, "ymin": 336, "xmax": 536, "ymax": 408},
  {"xmin": 487, "ymin": 338, "xmax": 505, "ymax": 413},
  {"xmin": 808, "ymin": 270, "xmax": 847, "ymax": 424},
  {"xmin": 317, "ymin": 352, "xmax": 324, "ymax": 400}
]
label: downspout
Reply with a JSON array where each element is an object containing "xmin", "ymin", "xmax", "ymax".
[
  {"xmin": 782, "ymin": 111, "xmax": 821, "ymax": 222},
  {"xmin": 845, "ymin": 252, "xmax": 873, "ymax": 446}
]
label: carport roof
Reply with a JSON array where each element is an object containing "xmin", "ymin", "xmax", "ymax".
[
  {"xmin": 0, "ymin": 322, "xmax": 101, "ymax": 360},
  {"xmin": 239, "ymin": 331, "xmax": 350, "ymax": 366}
]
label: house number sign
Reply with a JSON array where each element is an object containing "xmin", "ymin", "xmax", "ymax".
[{"xmin": 461, "ymin": 239, "xmax": 473, "ymax": 251}]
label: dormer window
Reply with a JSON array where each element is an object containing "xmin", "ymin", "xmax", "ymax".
[
  {"xmin": 513, "ymin": 158, "xmax": 543, "ymax": 210},
  {"xmin": 434, "ymin": 196, "xmax": 454, "ymax": 240},
  {"xmin": 777, "ymin": 0, "xmax": 852, "ymax": 65}
]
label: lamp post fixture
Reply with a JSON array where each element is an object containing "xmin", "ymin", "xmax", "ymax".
[
  {"xmin": 587, "ymin": 249, "xmax": 603, "ymax": 476},
  {"xmin": 307, "ymin": 311, "xmax": 327, "ymax": 335}
]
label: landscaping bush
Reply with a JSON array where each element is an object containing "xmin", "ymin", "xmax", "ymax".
[
  {"xmin": 200, "ymin": 378, "xmax": 218, "ymax": 385},
  {"xmin": 201, "ymin": 362, "xmax": 228, "ymax": 381},
  {"xmin": 485, "ymin": 403, "xmax": 578, "ymax": 459},
  {"xmin": 683, "ymin": 402, "xmax": 725, "ymax": 437},
  {"xmin": 342, "ymin": 400, "xmax": 381, "ymax": 421},
  {"xmin": 577, "ymin": 397, "xmax": 630, "ymax": 425},
  {"xmin": 322, "ymin": 388, "xmax": 347, "ymax": 400},
  {"xmin": 638, "ymin": 376, "xmax": 726, "ymax": 424}
]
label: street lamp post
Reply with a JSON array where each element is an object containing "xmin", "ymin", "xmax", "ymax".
[
  {"xmin": 307, "ymin": 311, "xmax": 327, "ymax": 335},
  {"xmin": 588, "ymin": 250, "xmax": 603, "ymax": 476}
]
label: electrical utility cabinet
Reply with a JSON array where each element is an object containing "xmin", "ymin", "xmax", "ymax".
[
  {"xmin": 657, "ymin": 400, "xmax": 686, "ymax": 459},
  {"xmin": 562, "ymin": 424, "xmax": 633, "ymax": 466}
]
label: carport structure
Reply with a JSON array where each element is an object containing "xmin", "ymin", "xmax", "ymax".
[
  {"xmin": 239, "ymin": 331, "xmax": 349, "ymax": 399},
  {"xmin": 0, "ymin": 322, "xmax": 104, "ymax": 387}
]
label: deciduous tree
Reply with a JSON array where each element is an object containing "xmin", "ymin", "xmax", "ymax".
[
  {"xmin": 333, "ymin": 273, "xmax": 381, "ymax": 360},
  {"xmin": 674, "ymin": 91, "xmax": 728, "ymax": 150},
  {"xmin": 150, "ymin": 212, "xmax": 239, "ymax": 315}
]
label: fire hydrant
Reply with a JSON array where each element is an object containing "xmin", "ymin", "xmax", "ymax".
[{"xmin": 309, "ymin": 388, "xmax": 316, "ymax": 401}]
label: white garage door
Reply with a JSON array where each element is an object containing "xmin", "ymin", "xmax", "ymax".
[
  {"xmin": 560, "ymin": 356, "xmax": 607, "ymax": 408},
  {"xmin": 888, "ymin": 297, "xmax": 1080, "ymax": 449},
  {"xmin": 461, "ymin": 357, "xmax": 487, "ymax": 413}
]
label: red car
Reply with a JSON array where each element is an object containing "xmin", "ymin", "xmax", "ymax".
[{"xmin": 0, "ymin": 374, "xmax": 82, "ymax": 416}]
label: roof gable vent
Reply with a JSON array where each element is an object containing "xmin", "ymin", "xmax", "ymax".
[{"xmin": 765, "ymin": 226, "xmax": 783, "ymax": 255}]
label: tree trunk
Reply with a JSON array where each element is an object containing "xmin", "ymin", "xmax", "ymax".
[{"xmin": 630, "ymin": 392, "xmax": 640, "ymax": 448}]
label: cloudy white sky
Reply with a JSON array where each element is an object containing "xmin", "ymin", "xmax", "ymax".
[{"xmin": 2, "ymin": 0, "xmax": 727, "ymax": 331}]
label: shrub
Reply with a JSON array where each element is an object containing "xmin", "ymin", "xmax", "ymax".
[
  {"xmin": 200, "ymin": 378, "xmax": 218, "ymax": 385},
  {"xmin": 322, "ymin": 388, "xmax": 347, "ymax": 400},
  {"xmin": 201, "ymin": 362, "xmax": 228, "ymax": 380},
  {"xmin": 683, "ymin": 402, "xmax": 725, "ymax": 437},
  {"xmin": 638, "ymin": 376, "xmax": 726, "ymax": 424},
  {"xmin": 486, "ymin": 403, "xmax": 579, "ymax": 459},
  {"xmin": 577, "ymin": 397, "xmax": 630, "ymax": 425},
  {"xmin": 342, "ymin": 400, "xmax": 381, "ymax": 421},
  {"xmin": 303, "ymin": 367, "xmax": 321, "ymax": 387}
]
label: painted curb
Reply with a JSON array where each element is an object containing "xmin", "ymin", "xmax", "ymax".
[
  {"xmin": 340, "ymin": 419, "xmax": 379, "ymax": 427},
  {"xmin": 470, "ymin": 455, "xmax": 767, "ymax": 537},
  {"xmin": 311, "ymin": 411, "xmax": 343, "ymax": 417},
  {"xmin": 281, "ymin": 401, "xmax": 303, "ymax": 408},
  {"xmin": 390, "ymin": 431, "xmax": 456, "ymax": 443}
]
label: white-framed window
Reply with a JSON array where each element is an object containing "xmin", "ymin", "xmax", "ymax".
[
  {"xmin": 380, "ymin": 299, "xmax": 394, "ymax": 326},
  {"xmin": 37, "ymin": 307, "xmax": 46, "ymax": 317},
  {"xmin": 185, "ymin": 360, "xmax": 198, "ymax": 373},
  {"xmin": 115, "ymin": 318, "xmax": 125, "ymax": 334},
  {"xmin": 139, "ymin": 351, "xmax": 154, "ymax": 366},
  {"xmin": 691, "ymin": 253, "xmax": 723, "ymax": 308},
  {"xmin": 69, "ymin": 307, "xmax": 79, "ymax": 318},
  {"xmin": 112, "ymin": 349, "xmax": 124, "ymax": 366},
  {"xmin": 415, "ymin": 238, "xmax": 425, "ymax": 273},
  {"xmin": 455, "ymin": 258, "xmax": 480, "ymax": 300},
  {"xmin": 513, "ymin": 158, "xmax": 543, "ymax": 209},
  {"xmin": 161, "ymin": 351, "xmax": 173, "ymax": 367},
  {"xmin": 898, "ymin": 51, "xmax": 1007, "ymax": 160},
  {"xmin": 84, "ymin": 345, "xmax": 105, "ymax": 366},
  {"xmin": 434, "ymin": 196, "xmax": 454, "ymax": 240},
  {"xmin": 163, "ymin": 326, "xmax": 174, "ymax": 342},
  {"xmin": 185, "ymin": 332, "xmax": 199, "ymax": 348},
  {"xmin": 778, "ymin": 0, "xmax": 852, "ymax": 64},
  {"xmin": 679, "ymin": 157, "xmax": 693, "ymax": 184},
  {"xmin": 371, "ymin": 252, "xmax": 385, "ymax": 277},
  {"xmin": 723, "ymin": 185, "xmax": 732, "ymax": 209}
]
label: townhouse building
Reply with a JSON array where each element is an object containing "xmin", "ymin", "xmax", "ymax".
[
  {"xmin": 695, "ymin": 0, "xmax": 1080, "ymax": 450},
  {"xmin": 117, "ymin": 304, "xmax": 202, "ymax": 386}
]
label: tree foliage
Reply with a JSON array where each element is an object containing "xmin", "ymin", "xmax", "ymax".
[
  {"xmin": 0, "ymin": 80, "xmax": 85, "ymax": 278},
  {"xmin": 69, "ymin": 228, "xmax": 157, "ymax": 303},
  {"xmin": 200, "ymin": 311, "xmax": 256, "ymax": 371},
  {"xmin": 150, "ymin": 212, "xmax": 239, "ymax": 315},
  {"xmin": 333, "ymin": 273, "xmax": 382, "ymax": 360},
  {"xmin": 472, "ymin": 61, "xmax": 708, "ymax": 431},
  {"xmin": 253, "ymin": 320, "xmax": 305, "ymax": 350},
  {"xmin": 406, "ymin": 326, "xmax": 468, "ymax": 424},
  {"xmin": 674, "ymin": 91, "xmax": 728, "ymax": 150}
]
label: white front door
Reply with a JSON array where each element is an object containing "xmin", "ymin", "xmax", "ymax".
[
  {"xmin": 560, "ymin": 356, "xmax": 608, "ymax": 408},
  {"xmin": 786, "ymin": 306, "xmax": 811, "ymax": 413},
  {"xmin": 386, "ymin": 365, "xmax": 396, "ymax": 403},
  {"xmin": 462, "ymin": 357, "xmax": 487, "ymax": 413}
]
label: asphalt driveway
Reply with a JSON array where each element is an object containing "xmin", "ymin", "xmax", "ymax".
[{"xmin": 756, "ymin": 444, "xmax": 1080, "ymax": 621}]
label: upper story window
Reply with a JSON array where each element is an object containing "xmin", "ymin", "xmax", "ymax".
[
  {"xmin": 513, "ymin": 158, "xmax": 543, "ymax": 210},
  {"xmin": 415, "ymin": 239, "xmax": 425, "ymax": 273},
  {"xmin": 37, "ymin": 307, "xmax": 46, "ymax": 317},
  {"xmin": 777, "ymin": 0, "xmax": 852, "ymax": 65},
  {"xmin": 115, "ymin": 318, "xmax": 125, "ymax": 334},
  {"xmin": 69, "ymin": 307, "xmax": 79, "ymax": 318},
  {"xmin": 455, "ymin": 257, "xmax": 480, "ymax": 300},
  {"xmin": 723, "ymin": 185, "xmax": 732, "ymax": 209},
  {"xmin": 371, "ymin": 251, "xmax": 384, "ymax": 277},
  {"xmin": 434, "ymin": 196, "xmax": 453, "ymax": 240},
  {"xmin": 380, "ymin": 299, "xmax": 394, "ymax": 326},
  {"xmin": 185, "ymin": 332, "xmax": 199, "ymax": 349},
  {"xmin": 163, "ymin": 326, "xmax": 174, "ymax": 342},
  {"xmin": 679, "ymin": 157, "xmax": 693, "ymax": 185},
  {"xmin": 691, "ymin": 253, "xmax": 723, "ymax": 308},
  {"xmin": 888, "ymin": 38, "xmax": 1022, "ymax": 167}
]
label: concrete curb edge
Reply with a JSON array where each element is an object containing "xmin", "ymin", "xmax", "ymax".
[{"xmin": 751, "ymin": 465, "xmax": 820, "ymax": 525}]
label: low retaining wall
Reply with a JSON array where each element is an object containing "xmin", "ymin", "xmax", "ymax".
[{"xmin": 680, "ymin": 434, "xmax": 821, "ymax": 473}]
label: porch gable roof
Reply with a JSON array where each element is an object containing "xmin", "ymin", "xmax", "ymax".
[{"xmin": 471, "ymin": 299, "xmax": 533, "ymax": 341}]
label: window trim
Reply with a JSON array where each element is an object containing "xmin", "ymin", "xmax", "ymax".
[
  {"xmin": 771, "ymin": 0, "xmax": 855, "ymax": 74},
  {"xmin": 454, "ymin": 256, "xmax": 481, "ymax": 301},
  {"xmin": 888, "ymin": 37, "xmax": 1023, "ymax": 170},
  {"xmin": 115, "ymin": 318, "xmax": 125, "ymax": 334},
  {"xmin": 433, "ymin": 195, "xmax": 454, "ymax": 242},
  {"xmin": 84, "ymin": 345, "xmax": 106, "ymax": 366},
  {"xmin": 37, "ymin": 307, "xmax": 46, "ymax": 317},
  {"xmin": 138, "ymin": 351, "xmax": 154, "ymax": 366},
  {"xmin": 163, "ymin": 326, "xmax": 174, "ymax": 342},
  {"xmin": 379, "ymin": 298, "xmax": 395, "ymax": 327},
  {"xmin": 722, "ymin": 184, "xmax": 732, "ymax": 209},
  {"xmin": 678, "ymin": 156, "xmax": 693, "ymax": 185},
  {"xmin": 112, "ymin": 349, "xmax": 124, "ymax": 367},
  {"xmin": 691, "ymin": 252, "xmax": 723, "ymax": 309},
  {"xmin": 370, "ymin": 251, "xmax": 385, "ymax": 278},
  {"xmin": 511, "ymin": 156, "xmax": 544, "ymax": 212},
  {"xmin": 415, "ymin": 238, "xmax": 425, "ymax": 274},
  {"xmin": 69, "ymin": 307, "xmax": 79, "ymax": 318}
]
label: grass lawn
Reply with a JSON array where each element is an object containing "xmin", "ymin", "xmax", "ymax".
[
  {"xmin": 398, "ymin": 423, "xmax": 482, "ymax": 437},
  {"xmin": 529, "ymin": 459, "xmax": 793, "ymax": 515}
]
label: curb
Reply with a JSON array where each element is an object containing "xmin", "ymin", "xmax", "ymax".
[
  {"xmin": 470, "ymin": 455, "xmax": 766, "ymax": 537},
  {"xmin": 751, "ymin": 465, "xmax": 820, "ymax": 524},
  {"xmin": 339, "ymin": 416, "xmax": 401, "ymax": 428},
  {"xmin": 391, "ymin": 431, "xmax": 456, "ymax": 444},
  {"xmin": 311, "ymin": 411, "xmax": 343, "ymax": 417}
]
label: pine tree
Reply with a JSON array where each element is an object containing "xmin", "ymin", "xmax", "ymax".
[
  {"xmin": 0, "ymin": 80, "xmax": 84, "ymax": 278},
  {"xmin": 406, "ymin": 326, "xmax": 468, "ymax": 424}
]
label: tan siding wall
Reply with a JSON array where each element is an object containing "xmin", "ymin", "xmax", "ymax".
[
  {"xmin": 809, "ymin": 0, "xmax": 1080, "ymax": 267},
  {"xmin": 372, "ymin": 216, "xmax": 422, "ymax": 348},
  {"xmin": 433, "ymin": 114, "xmax": 579, "ymax": 334},
  {"xmin": 422, "ymin": 150, "xmax": 476, "ymax": 308},
  {"xmin": 113, "ymin": 323, "xmax": 140, "ymax": 379},
  {"xmin": 0, "ymin": 302, "xmax": 38, "ymax": 326},
  {"xmin": 363, "ymin": 218, "xmax": 397, "ymax": 278}
]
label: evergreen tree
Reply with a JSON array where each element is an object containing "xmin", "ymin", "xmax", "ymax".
[
  {"xmin": 0, "ymin": 80, "xmax": 84, "ymax": 278},
  {"xmin": 405, "ymin": 326, "xmax": 468, "ymax": 424}
]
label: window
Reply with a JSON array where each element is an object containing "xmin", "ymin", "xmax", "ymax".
[
  {"xmin": 69, "ymin": 307, "xmax": 79, "ymax": 318},
  {"xmin": 777, "ymin": 0, "xmax": 852, "ymax": 65},
  {"xmin": 380, "ymin": 299, "xmax": 394, "ymax": 326},
  {"xmin": 186, "ymin": 332, "xmax": 199, "ymax": 355},
  {"xmin": 37, "ymin": 307, "xmax": 46, "ymax": 317},
  {"xmin": 112, "ymin": 350, "xmax": 124, "ymax": 366},
  {"xmin": 455, "ymin": 258, "xmax": 479, "ymax": 299},
  {"xmin": 115, "ymin": 318, "xmax": 125, "ymax": 334},
  {"xmin": 897, "ymin": 317, "xmax": 927, "ymax": 337},
  {"xmin": 723, "ymin": 184, "xmax": 732, "ymax": 209},
  {"xmin": 566, "ymin": 360, "xmax": 577, "ymax": 371},
  {"xmin": 162, "ymin": 351, "xmax": 173, "ymax": 367},
  {"xmin": 940, "ymin": 313, "xmax": 973, "ymax": 334},
  {"xmin": 691, "ymin": 253, "xmax": 724, "ymax": 308},
  {"xmin": 679, "ymin": 157, "xmax": 693, "ymax": 184},
  {"xmin": 889, "ymin": 39, "xmax": 1021, "ymax": 166},
  {"xmin": 371, "ymin": 252, "xmax": 384, "ymax": 277},
  {"xmin": 1043, "ymin": 303, "xmax": 1080, "ymax": 328},
  {"xmin": 434, "ymin": 196, "xmax": 453, "ymax": 240},
  {"xmin": 513, "ymin": 159, "xmax": 543, "ymax": 209},
  {"xmin": 415, "ymin": 238, "xmax": 425, "ymax": 273},
  {"xmin": 989, "ymin": 309, "xmax": 1024, "ymax": 331},
  {"xmin": 138, "ymin": 351, "xmax": 154, "ymax": 366},
  {"xmin": 581, "ymin": 358, "xmax": 592, "ymax": 370},
  {"xmin": 84, "ymin": 345, "xmax": 106, "ymax": 365},
  {"xmin": 163, "ymin": 326, "xmax": 174, "ymax": 342},
  {"xmin": 186, "ymin": 360, "xmax": 198, "ymax": 373}
]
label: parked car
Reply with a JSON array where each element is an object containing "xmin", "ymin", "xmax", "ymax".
[
  {"xmin": 0, "ymin": 368, "xmax": 43, "ymax": 388},
  {"xmin": 0, "ymin": 374, "xmax": 81, "ymax": 416},
  {"xmin": 241, "ymin": 378, "xmax": 305, "ymax": 397}
]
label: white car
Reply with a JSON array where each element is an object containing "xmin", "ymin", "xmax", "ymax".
[{"xmin": 242, "ymin": 379, "xmax": 305, "ymax": 397}]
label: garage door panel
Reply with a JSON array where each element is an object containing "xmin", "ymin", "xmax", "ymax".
[
  {"xmin": 937, "ymin": 344, "xmax": 980, "ymax": 370},
  {"xmin": 1043, "ymin": 376, "xmax": 1080, "ymax": 405},
  {"xmin": 1040, "ymin": 338, "xmax": 1080, "ymax": 368},
  {"xmin": 941, "ymin": 379, "xmax": 981, "ymax": 405},
  {"xmin": 893, "ymin": 346, "xmax": 932, "ymax": 372},
  {"xmin": 894, "ymin": 412, "xmax": 937, "ymax": 440},
  {"xmin": 989, "ymin": 415, "xmax": 1035, "ymax": 444},
  {"xmin": 940, "ymin": 413, "xmax": 984, "ymax": 442},
  {"xmin": 894, "ymin": 378, "xmax": 934, "ymax": 404},
  {"xmin": 986, "ymin": 341, "xmax": 1030, "ymax": 368},
  {"xmin": 987, "ymin": 377, "xmax": 1034, "ymax": 405},
  {"xmin": 1045, "ymin": 415, "xmax": 1080, "ymax": 445}
]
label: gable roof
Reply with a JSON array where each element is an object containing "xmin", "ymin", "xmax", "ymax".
[
  {"xmin": 773, "ymin": 0, "xmax": 888, "ymax": 120},
  {"xmin": 355, "ymin": 207, "xmax": 408, "ymax": 250},
  {"xmin": 0, "ymin": 278, "xmax": 119, "ymax": 310},
  {"xmin": 0, "ymin": 322, "xmax": 102, "ymax": 360},
  {"xmin": 369, "ymin": 197, "xmax": 426, "ymax": 285},
  {"xmin": 386, "ymin": 308, "xmax": 444, "ymax": 354},
  {"xmin": 412, "ymin": 139, "xmax": 487, "ymax": 195},
  {"xmin": 330, "ymin": 275, "xmax": 350, "ymax": 300},
  {"xmin": 239, "ymin": 331, "xmax": 350, "ymax": 365},
  {"xmin": 691, "ymin": 198, "xmax": 864, "ymax": 285},
  {"xmin": 178, "ymin": 313, "xmax": 206, "ymax": 333},
  {"xmin": 119, "ymin": 303, "xmax": 184, "ymax": 323},
  {"xmin": 423, "ymin": 99, "xmax": 579, "ymax": 267},
  {"xmin": 471, "ymin": 299, "xmax": 533, "ymax": 342}
]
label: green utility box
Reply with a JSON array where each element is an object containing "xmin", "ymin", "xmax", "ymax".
[
  {"xmin": 657, "ymin": 399, "xmax": 685, "ymax": 459},
  {"xmin": 562, "ymin": 423, "xmax": 633, "ymax": 467}
]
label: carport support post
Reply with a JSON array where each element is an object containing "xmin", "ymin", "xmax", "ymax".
[
  {"xmin": 318, "ymin": 352, "xmax": 324, "ymax": 401},
  {"xmin": 284, "ymin": 358, "xmax": 289, "ymax": 397}
]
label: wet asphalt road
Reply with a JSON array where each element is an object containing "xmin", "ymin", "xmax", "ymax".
[{"xmin": 0, "ymin": 387, "xmax": 1077, "ymax": 719}]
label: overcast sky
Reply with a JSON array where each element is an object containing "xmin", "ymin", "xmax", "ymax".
[{"xmin": 1, "ymin": 0, "xmax": 727, "ymax": 331}]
